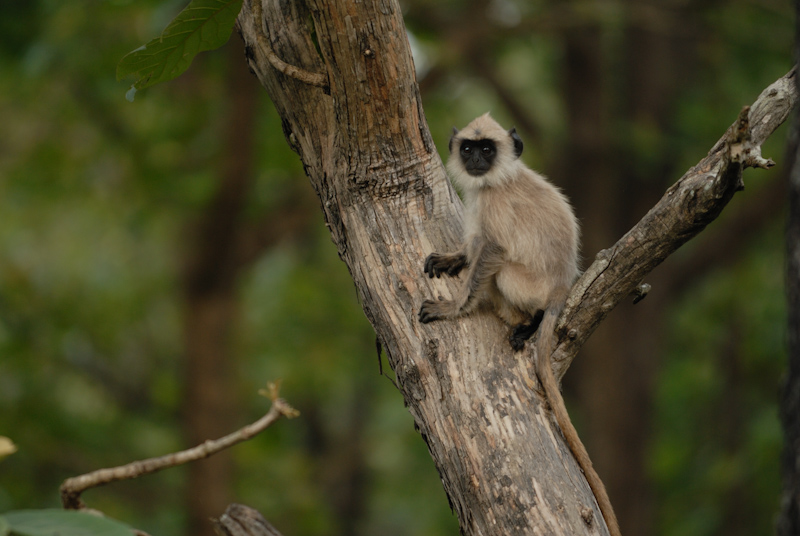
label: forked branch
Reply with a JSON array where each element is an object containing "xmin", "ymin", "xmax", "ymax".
[{"xmin": 551, "ymin": 69, "xmax": 798, "ymax": 378}]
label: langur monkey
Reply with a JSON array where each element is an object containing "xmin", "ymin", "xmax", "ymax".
[{"xmin": 418, "ymin": 113, "xmax": 621, "ymax": 536}]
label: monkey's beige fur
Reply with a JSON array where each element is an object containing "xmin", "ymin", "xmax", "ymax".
[
  {"xmin": 448, "ymin": 113, "xmax": 578, "ymax": 324},
  {"xmin": 419, "ymin": 113, "xmax": 621, "ymax": 536}
]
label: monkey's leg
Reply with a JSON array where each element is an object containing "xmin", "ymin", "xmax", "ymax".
[
  {"xmin": 419, "ymin": 242, "xmax": 504, "ymax": 323},
  {"xmin": 509, "ymin": 309, "xmax": 544, "ymax": 352},
  {"xmin": 424, "ymin": 250, "xmax": 468, "ymax": 278}
]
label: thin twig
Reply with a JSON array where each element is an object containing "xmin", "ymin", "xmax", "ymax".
[
  {"xmin": 250, "ymin": 0, "xmax": 328, "ymax": 89},
  {"xmin": 60, "ymin": 387, "xmax": 299, "ymax": 510}
]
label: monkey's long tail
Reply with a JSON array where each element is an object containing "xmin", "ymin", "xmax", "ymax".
[{"xmin": 535, "ymin": 304, "xmax": 622, "ymax": 536}]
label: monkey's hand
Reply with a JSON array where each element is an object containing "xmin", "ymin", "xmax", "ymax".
[
  {"xmin": 418, "ymin": 298, "xmax": 454, "ymax": 323},
  {"xmin": 423, "ymin": 252, "xmax": 467, "ymax": 278}
]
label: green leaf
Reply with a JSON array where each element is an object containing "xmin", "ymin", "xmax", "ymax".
[
  {"xmin": 116, "ymin": 0, "xmax": 243, "ymax": 97},
  {"xmin": 1, "ymin": 510, "xmax": 134, "ymax": 536}
]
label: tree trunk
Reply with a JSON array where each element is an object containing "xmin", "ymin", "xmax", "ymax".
[
  {"xmin": 236, "ymin": 1, "xmax": 796, "ymax": 534},
  {"xmin": 181, "ymin": 45, "xmax": 258, "ymax": 536},
  {"xmin": 777, "ymin": 5, "xmax": 800, "ymax": 531},
  {"xmin": 181, "ymin": 42, "xmax": 259, "ymax": 536},
  {"xmin": 237, "ymin": 2, "xmax": 605, "ymax": 534},
  {"xmin": 180, "ymin": 39, "xmax": 317, "ymax": 535},
  {"xmin": 779, "ymin": 105, "xmax": 800, "ymax": 535}
]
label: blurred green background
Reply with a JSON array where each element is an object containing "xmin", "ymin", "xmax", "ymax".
[{"xmin": 0, "ymin": 1, "xmax": 793, "ymax": 535}]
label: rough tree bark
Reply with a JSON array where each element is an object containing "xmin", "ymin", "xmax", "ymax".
[{"xmin": 235, "ymin": 1, "xmax": 796, "ymax": 534}]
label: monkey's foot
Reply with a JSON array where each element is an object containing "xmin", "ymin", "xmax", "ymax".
[
  {"xmin": 508, "ymin": 311, "xmax": 545, "ymax": 351},
  {"xmin": 424, "ymin": 253, "xmax": 467, "ymax": 279},
  {"xmin": 418, "ymin": 299, "xmax": 453, "ymax": 323},
  {"xmin": 509, "ymin": 332, "xmax": 528, "ymax": 352}
]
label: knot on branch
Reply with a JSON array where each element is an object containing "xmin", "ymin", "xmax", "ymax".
[
  {"xmin": 249, "ymin": 0, "xmax": 329, "ymax": 91},
  {"xmin": 631, "ymin": 282, "xmax": 651, "ymax": 304},
  {"xmin": 728, "ymin": 105, "xmax": 776, "ymax": 170}
]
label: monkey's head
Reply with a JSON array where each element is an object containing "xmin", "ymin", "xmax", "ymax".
[{"xmin": 447, "ymin": 113, "xmax": 523, "ymax": 188}]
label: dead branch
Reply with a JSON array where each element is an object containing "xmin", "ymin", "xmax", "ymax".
[
  {"xmin": 668, "ymin": 172, "xmax": 786, "ymax": 294},
  {"xmin": 551, "ymin": 69, "xmax": 798, "ymax": 379},
  {"xmin": 60, "ymin": 387, "xmax": 298, "ymax": 510}
]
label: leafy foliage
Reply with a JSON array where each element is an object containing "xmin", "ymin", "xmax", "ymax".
[
  {"xmin": 117, "ymin": 0, "xmax": 242, "ymax": 100},
  {"xmin": 0, "ymin": 510, "xmax": 133, "ymax": 536}
]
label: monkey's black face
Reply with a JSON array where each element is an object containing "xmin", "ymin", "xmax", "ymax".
[{"xmin": 459, "ymin": 139, "xmax": 497, "ymax": 176}]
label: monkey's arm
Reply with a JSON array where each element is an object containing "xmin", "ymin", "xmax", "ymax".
[
  {"xmin": 423, "ymin": 249, "xmax": 468, "ymax": 278},
  {"xmin": 418, "ymin": 240, "xmax": 504, "ymax": 323}
]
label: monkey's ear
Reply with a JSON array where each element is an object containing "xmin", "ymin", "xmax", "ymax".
[
  {"xmin": 509, "ymin": 128, "xmax": 523, "ymax": 158},
  {"xmin": 448, "ymin": 127, "xmax": 459, "ymax": 154}
]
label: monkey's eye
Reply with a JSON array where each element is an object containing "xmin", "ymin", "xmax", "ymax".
[
  {"xmin": 461, "ymin": 145, "xmax": 472, "ymax": 154},
  {"xmin": 481, "ymin": 145, "xmax": 492, "ymax": 154}
]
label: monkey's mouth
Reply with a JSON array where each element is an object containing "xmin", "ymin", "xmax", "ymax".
[{"xmin": 466, "ymin": 167, "xmax": 489, "ymax": 176}]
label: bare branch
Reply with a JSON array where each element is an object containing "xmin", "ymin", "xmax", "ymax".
[
  {"xmin": 552, "ymin": 69, "xmax": 798, "ymax": 378},
  {"xmin": 60, "ymin": 389, "xmax": 298, "ymax": 510},
  {"xmin": 668, "ymin": 173, "xmax": 786, "ymax": 295}
]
